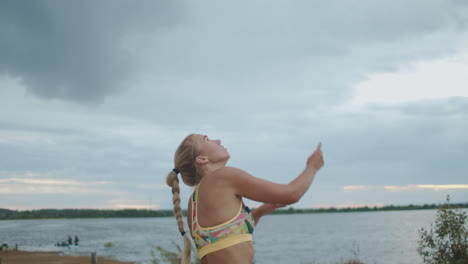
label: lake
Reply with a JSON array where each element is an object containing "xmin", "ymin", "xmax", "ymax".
[{"xmin": 0, "ymin": 209, "xmax": 451, "ymax": 264}]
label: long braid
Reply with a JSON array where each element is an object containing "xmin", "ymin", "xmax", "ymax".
[{"xmin": 167, "ymin": 170, "xmax": 192, "ymax": 264}]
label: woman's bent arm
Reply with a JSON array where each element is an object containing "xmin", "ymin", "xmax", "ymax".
[{"xmin": 218, "ymin": 143, "xmax": 324, "ymax": 205}]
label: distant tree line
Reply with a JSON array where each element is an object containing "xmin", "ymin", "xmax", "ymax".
[
  {"xmin": 270, "ymin": 203, "xmax": 468, "ymax": 215},
  {"xmin": 1, "ymin": 203, "xmax": 467, "ymax": 220},
  {"xmin": 0, "ymin": 208, "xmax": 180, "ymax": 220}
]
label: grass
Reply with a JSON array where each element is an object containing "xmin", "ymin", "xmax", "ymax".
[{"xmin": 104, "ymin": 242, "xmax": 113, "ymax": 248}]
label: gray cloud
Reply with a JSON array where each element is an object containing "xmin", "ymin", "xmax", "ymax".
[
  {"xmin": 1, "ymin": 1, "xmax": 468, "ymax": 209},
  {"xmin": 323, "ymin": 97, "xmax": 468, "ymax": 185},
  {"xmin": 385, "ymin": 96, "xmax": 468, "ymax": 116},
  {"xmin": 2, "ymin": 0, "xmax": 468, "ymax": 106},
  {"xmin": 0, "ymin": 0, "xmax": 185, "ymax": 103},
  {"xmin": 99, "ymin": 0, "xmax": 468, "ymax": 130},
  {"xmin": 1, "ymin": 95, "xmax": 467, "ymax": 209}
]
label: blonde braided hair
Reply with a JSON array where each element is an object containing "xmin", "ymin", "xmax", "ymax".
[
  {"xmin": 166, "ymin": 169, "xmax": 191, "ymax": 264},
  {"xmin": 165, "ymin": 134, "xmax": 203, "ymax": 264}
]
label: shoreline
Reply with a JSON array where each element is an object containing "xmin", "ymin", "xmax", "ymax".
[
  {"xmin": 0, "ymin": 250, "xmax": 134, "ymax": 264},
  {"xmin": 3, "ymin": 206, "xmax": 468, "ymax": 221}
]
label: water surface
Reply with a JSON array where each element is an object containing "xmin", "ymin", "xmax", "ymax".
[{"xmin": 1, "ymin": 209, "xmax": 451, "ymax": 264}]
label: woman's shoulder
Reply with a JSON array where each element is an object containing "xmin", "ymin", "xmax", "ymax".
[
  {"xmin": 202, "ymin": 167, "xmax": 239, "ymax": 185},
  {"xmin": 198, "ymin": 167, "xmax": 243, "ymax": 197},
  {"xmin": 207, "ymin": 167, "xmax": 255, "ymax": 189}
]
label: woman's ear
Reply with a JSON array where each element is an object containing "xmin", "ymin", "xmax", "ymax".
[{"xmin": 195, "ymin": 155, "xmax": 209, "ymax": 165}]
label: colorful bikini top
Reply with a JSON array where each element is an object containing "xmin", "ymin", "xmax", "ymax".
[{"xmin": 191, "ymin": 184, "xmax": 255, "ymax": 259}]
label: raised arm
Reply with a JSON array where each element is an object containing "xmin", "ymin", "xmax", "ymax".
[{"xmin": 219, "ymin": 143, "xmax": 324, "ymax": 205}]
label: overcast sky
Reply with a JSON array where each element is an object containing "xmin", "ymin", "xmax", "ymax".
[{"xmin": 1, "ymin": 0, "xmax": 467, "ymax": 211}]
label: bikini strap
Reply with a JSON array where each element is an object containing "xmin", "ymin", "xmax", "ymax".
[{"xmin": 191, "ymin": 185, "xmax": 200, "ymax": 231}]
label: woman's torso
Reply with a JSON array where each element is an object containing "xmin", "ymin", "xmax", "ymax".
[{"xmin": 188, "ymin": 175, "xmax": 255, "ymax": 264}]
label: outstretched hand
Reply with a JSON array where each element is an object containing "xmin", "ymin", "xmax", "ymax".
[
  {"xmin": 253, "ymin": 203, "xmax": 286, "ymax": 224},
  {"xmin": 307, "ymin": 143, "xmax": 324, "ymax": 170},
  {"xmin": 259, "ymin": 203, "xmax": 286, "ymax": 216}
]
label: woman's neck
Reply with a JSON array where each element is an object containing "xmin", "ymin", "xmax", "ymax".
[{"xmin": 201, "ymin": 161, "xmax": 227, "ymax": 177}]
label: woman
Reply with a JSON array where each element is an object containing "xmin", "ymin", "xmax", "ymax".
[{"xmin": 166, "ymin": 134, "xmax": 324, "ymax": 264}]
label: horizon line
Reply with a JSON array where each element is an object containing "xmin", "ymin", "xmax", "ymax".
[{"xmin": 2, "ymin": 201, "xmax": 468, "ymax": 212}]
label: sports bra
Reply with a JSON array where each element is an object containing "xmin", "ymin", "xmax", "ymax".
[{"xmin": 190, "ymin": 184, "xmax": 255, "ymax": 259}]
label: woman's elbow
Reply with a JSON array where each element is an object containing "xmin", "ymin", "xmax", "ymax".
[
  {"xmin": 290, "ymin": 192, "xmax": 302, "ymax": 204},
  {"xmin": 284, "ymin": 186, "xmax": 301, "ymax": 204}
]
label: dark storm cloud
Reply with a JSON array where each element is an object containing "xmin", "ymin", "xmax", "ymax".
[
  {"xmin": 0, "ymin": 0, "xmax": 185, "ymax": 103},
  {"xmin": 3, "ymin": 0, "xmax": 468, "ymax": 106}
]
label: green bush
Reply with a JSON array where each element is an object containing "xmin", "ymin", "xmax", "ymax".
[
  {"xmin": 104, "ymin": 242, "xmax": 113, "ymax": 248},
  {"xmin": 417, "ymin": 195, "xmax": 468, "ymax": 264}
]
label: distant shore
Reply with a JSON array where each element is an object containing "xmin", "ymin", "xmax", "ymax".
[
  {"xmin": 1, "ymin": 202, "xmax": 467, "ymax": 220},
  {"xmin": 0, "ymin": 250, "xmax": 133, "ymax": 264}
]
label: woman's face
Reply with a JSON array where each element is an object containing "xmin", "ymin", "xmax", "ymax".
[{"xmin": 193, "ymin": 134, "xmax": 230, "ymax": 163}]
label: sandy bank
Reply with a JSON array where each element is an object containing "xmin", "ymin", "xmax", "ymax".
[{"xmin": 0, "ymin": 250, "xmax": 134, "ymax": 264}]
